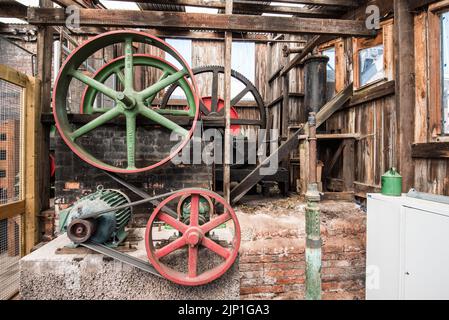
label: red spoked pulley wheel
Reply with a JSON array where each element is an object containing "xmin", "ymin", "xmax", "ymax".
[
  {"xmin": 145, "ymin": 188, "xmax": 241, "ymax": 286},
  {"xmin": 52, "ymin": 30, "xmax": 199, "ymax": 174}
]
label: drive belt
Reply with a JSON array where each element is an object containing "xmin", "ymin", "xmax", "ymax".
[{"xmin": 81, "ymin": 240, "xmax": 162, "ymax": 278}]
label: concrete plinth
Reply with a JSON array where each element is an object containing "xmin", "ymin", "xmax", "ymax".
[{"xmin": 19, "ymin": 229, "xmax": 239, "ymax": 300}]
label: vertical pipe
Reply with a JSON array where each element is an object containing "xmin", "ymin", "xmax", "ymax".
[
  {"xmin": 303, "ymin": 55, "xmax": 328, "ymax": 300},
  {"xmin": 303, "ymin": 55, "xmax": 329, "ymax": 114}
]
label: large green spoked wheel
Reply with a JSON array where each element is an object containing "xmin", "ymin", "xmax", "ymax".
[{"xmin": 53, "ymin": 30, "xmax": 199, "ymax": 174}]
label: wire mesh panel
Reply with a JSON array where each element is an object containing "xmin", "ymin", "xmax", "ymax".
[
  {"xmin": 0, "ymin": 79, "xmax": 24, "ymax": 300},
  {"xmin": 0, "ymin": 79, "xmax": 23, "ymax": 204},
  {"xmin": 0, "ymin": 215, "xmax": 22, "ymax": 300}
]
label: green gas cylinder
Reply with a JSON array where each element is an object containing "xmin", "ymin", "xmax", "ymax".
[{"xmin": 381, "ymin": 168, "xmax": 403, "ymax": 196}]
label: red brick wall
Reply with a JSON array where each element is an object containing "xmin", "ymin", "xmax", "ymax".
[{"xmin": 238, "ymin": 198, "xmax": 366, "ymax": 300}]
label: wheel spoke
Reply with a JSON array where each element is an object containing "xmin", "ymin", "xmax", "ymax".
[
  {"xmin": 71, "ymin": 107, "xmax": 121, "ymax": 140},
  {"xmin": 231, "ymin": 86, "xmax": 251, "ymax": 107},
  {"xmin": 124, "ymin": 38, "xmax": 134, "ymax": 90},
  {"xmin": 126, "ymin": 114, "xmax": 136, "ymax": 169},
  {"xmin": 158, "ymin": 212, "xmax": 188, "ymax": 233},
  {"xmin": 188, "ymin": 246, "xmax": 198, "ymax": 278},
  {"xmin": 202, "ymin": 237, "xmax": 231, "ymax": 259},
  {"xmin": 189, "ymin": 194, "xmax": 200, "ymax": 227},
  {"xmin": 210, "ymin": 70, "xmax": 219, "ymax": 112},
  {"xmin": 139, "ymin": 104, "xmax": 189, "ymax": 137},
  {"xmin": 115, "ymin": 68, "xmax": 125, "ymax": 85},
  {"xmin": 200, "ymin": 212, "xmax": 231, "ymax": 233},
  {"xmin": 70, "ymin": 69, "xmax": 118, "ymax": 100},
  {"xmin": 155, "ymin": 236, "xmax": 186, "ymax": 259},
  {"xmin": 146, "ymin": 71, "xmax": 170, "ymax": 106},
  {"xmin": 139, "ymin": 68, "xmax": 188, "ymax": 100}
]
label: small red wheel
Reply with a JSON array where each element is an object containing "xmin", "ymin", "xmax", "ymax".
[{"xmin": 145, "ymin": 188, "xmax": 240, "ymax": 286}]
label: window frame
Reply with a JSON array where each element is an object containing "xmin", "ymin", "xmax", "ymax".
[
  {"xmin": 428, "ymin": 3, "xmax": 449, "ymax": 138},
  {"xmin": 318, "ymin": 39, "xmax": 344, "ymax": 93},
  {"xmin": 320, "ymin": 44, "xmax": 337, "ymax": 99},
  {"xmin": 353, "ymin": 31, "xmax": 386, "ymax": 90},
  {"xmin": 440, "ymin": 10, "xmax": 449, "ymax": 135}
]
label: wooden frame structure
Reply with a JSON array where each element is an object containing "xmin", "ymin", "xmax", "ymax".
[{"xmin": 0, "ymin": 64, "xmax": 41, "ymax": 255}]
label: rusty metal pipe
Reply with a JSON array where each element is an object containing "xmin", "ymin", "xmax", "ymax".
[{"xmin": 308, "ymin": 112, "xmax": 317, "ymax": 184}]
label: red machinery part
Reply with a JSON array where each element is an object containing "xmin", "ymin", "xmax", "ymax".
[
  {"xmin": 200, "ymin": 97, "xmax": 240, "ymax": 135},
  {"xmin": 145, "ymin": 188, "xmax": 241, "ymax": 286},
  {"xmin": 49, "ymin": 153, "xmax": 56, "ymax": 178}
]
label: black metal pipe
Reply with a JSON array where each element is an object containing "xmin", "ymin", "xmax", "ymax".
[{"xmin": 303, "ymin": 55, "xmax": 329, "ymax": 114}]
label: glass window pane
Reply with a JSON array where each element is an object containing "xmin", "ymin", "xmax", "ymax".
[
  {"xmin": 359, "ymin": 44, "xmax": 384, "ymax": 87},
  {"xmin": 322, "ymin": 47, "xmax": 336, "ymax": 99},
  {"xmin": 165, "ymin": 39, "xmax": 192, "ymax": 99},
  {"xmin": 231, "ymin": 42, "xmax": 255, "ymax": 101},
  {"xmin": 442, "ymin": 12, "xmax": 449, "ymax": 134}
]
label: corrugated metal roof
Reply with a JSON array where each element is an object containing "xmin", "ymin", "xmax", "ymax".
[{"xmin": 138, "ymin": 2, "xmax": 186, "ymax": 12}]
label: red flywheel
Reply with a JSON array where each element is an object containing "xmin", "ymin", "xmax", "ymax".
[{"xmin": 145, "ymin": 188, "xmax": 241, "ymax": 286}]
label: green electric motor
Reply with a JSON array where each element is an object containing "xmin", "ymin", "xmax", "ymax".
[
  {"xmin": 381, "ymin": 168, "xmax": 403, "ymax": 196},
  {"xmin": 59, "ymin": 186, "xmax": 132, "ymax": 247}
]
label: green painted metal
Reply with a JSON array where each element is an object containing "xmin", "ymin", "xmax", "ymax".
[
  {"xmin": 54, "ymin": 31, "xmax": 199, "ymax": 173},
  {"xmin": 381, "ymin": 167, "xmax": 403, "ymax": 196},
  {"xmin": 59, "ymin": 187, "xmax": 132, "ymax": 247},
  {"xmin": 73, "ymin": 55, "xmax": 195, "ymax": 169},
  {"xmin": 179, "ymin": 195, "xmax": 212, "ymax": 225},
  {"xmin": 79, "ymin": 55, "xmax": 193, "ymax": 143},
  {"xmin": 81, "ymin": 55, "xmax": 194, "ymax": 117},
  {"xmin": 305, "ymin": 183, "xmax": 322, "ymax": 300}
]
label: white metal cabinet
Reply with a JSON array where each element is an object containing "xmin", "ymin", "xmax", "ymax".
[{"xmin": 367, "ymin": 193, "xmax": 449, "ymax": 300}]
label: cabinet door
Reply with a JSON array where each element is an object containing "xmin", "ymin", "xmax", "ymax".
[
  {"xmin": 403, "ymin": 208, "xmax": 449, "ymax": 300},
  {"xmin": 366, "ymin": 197, "xmax": 402, "ymax": 300}
]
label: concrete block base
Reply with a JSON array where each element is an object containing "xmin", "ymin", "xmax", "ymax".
[{"xmin": 20, "ymin": 229, "xmax": 239, "ymax": 300}]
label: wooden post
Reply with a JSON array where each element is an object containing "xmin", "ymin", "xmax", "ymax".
[
  {"xmin": 24, "ymin": 77, "xmax": 41, "ymax": 254},
  {"xmin": 394, "ymin": 0, "xmax": 415, "ymax": 191},
  {"xmin": 223, "ymin": 0, "xmax": 233, "ymax": 203},
  {"xmin": 342, "ymin": 139, "xmax": 355, "ymax": 191},
  {"xmin": 36, "ymin": 0, "xmax": 53, "ymax": 221}
]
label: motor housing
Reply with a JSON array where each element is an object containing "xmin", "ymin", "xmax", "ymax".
[{"xmin": 59, "ymin": 187, "xmax": 132, "ymax": 247}]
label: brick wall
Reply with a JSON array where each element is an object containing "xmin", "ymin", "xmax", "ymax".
[
  {"xmin": 55, "ymin": 126, "xmax": 212, "ymax": 225},
  {"xmin": 0, "ymin": 38, "xmax": 36, "ymax": 76},
  {"xmin": 237, "ymin": 197, "xmax": 366, "ymax": 300}
]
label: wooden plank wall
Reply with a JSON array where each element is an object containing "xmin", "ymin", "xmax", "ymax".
[
  {"xmin": 315, "ymin": 20, "xmax": 397, "ymax": 197},
  {"xmin": 413, "ymin": 8, "xmax": 449, "ymax": 196},
  {"xmin": 325, "ymin": 95, "xmax": 396, "ymax": 191}
]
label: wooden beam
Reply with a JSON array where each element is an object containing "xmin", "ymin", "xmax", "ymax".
[
  {"xmin": 223, "ymin": 0, "xmax": 233, "ymax": 203},
  {"xmin": 24, "ymin": 76, "xmax": 42, "ymax": 254},
  {"xmin": 348, "ymin": 80, "xmax": 395, "ymax": 107},
  {"xmin": 412, "ymin": 143, "xmax": 449, "ymax": 159},
  {"xmin": 0, "ymin": 201, "xmax": 25, "ymax": 220},
  {"xmin": 342, "ymin": 139, "xmax": 355, "ymax": 191},
  {"xmin": 280, "ymin": 35, "xmax": 335, "ymax": 76},
  {"xmin": 0, "ymin": 1, "xmax": 28, "ymax": 19},
  {"xmin": 35, "ymin": 0, "xmax": 53, "ymax": 243},
  {"xmin": 409, "ymin": 0, "xmax": 441, "ymax": 10},
  {"xmin": 394, "ymin": 0, "xmax": 415, "ymax": 192},
  {"xmin": 27, "ymin": 8, "xmax": 375, "ymax": 36}
]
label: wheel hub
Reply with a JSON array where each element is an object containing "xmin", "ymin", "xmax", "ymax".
[{"xmin": 185, "ymin": 227, "xmax": 203, "ymax": 246}]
